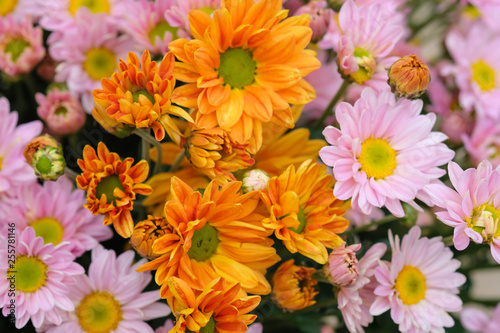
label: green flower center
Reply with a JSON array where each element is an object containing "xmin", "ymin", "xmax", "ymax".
[
  {"xmin": 36, "ymin": 156, "xmax": 53, "ymax": 175},
  {"xmin": 54, "ymin": 106, "xmax": 68, "ymax": 115},
  {"xmin": 350, "ymin": 47, "xmax": 376, "ymax": 85},
  {"xmin": 69, "ymin": 0, "xmax": 110, "ymax": 15},
  {"xmin": 187, "ymin": 223, "xmax": 219, "ymax": 262},
  {"xmin": 289, "ymin": 207, "xmax": 307, "ymax": 234},
  {"xmin": 83, "ymin": 47, "xmax": 116, "ymax": 81},
  {"xmin": 0, "ymin": 0, "xmax": 17, "ymax": 15},
  {"xmin": 14, "ymin": 255, "xmax": 48, "ymax": 293},
  {"xmin": 395, "ymin": 265, "xmax": 426, "ymax": 305},
  {"xmin": 95, "ymin": 175, "xmax": 125, "ymax": 204},
  {"xmin": 76, "ymin": 291, "xmax": 122, "ymax": 333},
  {"xmin": 132, "ymin": 89, "xmax": 155, "ymax": 104},
  {"xmin": 5, "ymin": 39, "xmax": 30, "ymax": 63},
  {"xmin": 468, "ymin": 203, "xmax": 500, "ymax": 240},
  {"xmin": 218, "ymin": 48, "xmax": 256, "ymax": 89},
  {"xmin": 358, "ymin": 138, "xmax": 397, "ymax": 179},
  {"xmin": 148, "ymin": 21, "xmax": 178, "ymax": 45},
  {"xmin": 472, "ymin": 60, "xmax": 496, "ymax": 92},
  {"xmin": 30, "ymin": 217, "xmax": 65, "ymax": 245}
]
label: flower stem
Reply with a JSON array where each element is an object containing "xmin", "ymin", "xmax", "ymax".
[
  {"xmin": 344, "ymin": 215, "xmax": 399, "ymax": 237},
  {"xmin": 64, "ymin": 167, "xmax": 79, "ymax": 181},
  {"xmin": 442, "ymin": 235, "xmax": 454, "ymax": 247},
  {"xmin": 133, "ymin": 129, "xmax": 162, "ymax": 176},
  {"xmin": 170, "ymin": 149, "xmax": 186, "ymax": 172},
  {"xmin": 141, "ymin": 137, "xmax": 151, "ymax": 166},
  {"xmin": 314, "ymin": 80, "xmax": 349, "ymax": 128}
]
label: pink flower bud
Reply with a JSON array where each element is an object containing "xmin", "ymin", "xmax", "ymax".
[
  {"xmin": 324, "ymin": 242, "xmax": 361, "ymax": 286},
  {"xmin": 295, "ymin": 1, "xmax": 333, "ymax": 42}
]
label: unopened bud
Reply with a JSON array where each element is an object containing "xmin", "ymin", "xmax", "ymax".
[
  {"xmin": 24, "ymin": 135, "xmax": 66, "ymax": 181},
  {"xmin": 242, "ymin": 169, "xmax": 270, "ymax": 193},
  {"xmin": 388, "ymin": 55, "xmax": 430, "ymax": 99},
  {"xmin": 324, "ymin": 242, "xmax": 360, "ymax": 286},
  {"xmin": 295, "ymin": 1, "xmax": 333, "ymax": 43},
  {"xmin": 130, "ymin": 215, "xmax": 173, "ymax": 259}
]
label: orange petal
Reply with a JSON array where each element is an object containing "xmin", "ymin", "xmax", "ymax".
[
  {"xmin": 217, "ymin": 89, "xmax": 244, "ymax": 128},
  {"xmin": 255, "ymin": 64, "xmax": 302, "ymax": 90}
]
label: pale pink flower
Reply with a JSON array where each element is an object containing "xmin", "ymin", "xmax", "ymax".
[
  {"xmin": 295, "ymin": 1, "xmax": 333, "ymax": 43},
  {"xmin": 0, "ymin": 227, "xmax": 84, "ymax": 328},
  {"xmin": 247, "ymin": 323, "xmax": 264, "ymax": 333},
  {"xmin": 36, "ymin": 89, "xmax": 86, "ymax": 136},
  {"xmin": 444, "ymin": 22, "xmax": 500, "ymax": 119},
  {"xmin": 424, "ymin": 161, "xmax": 500, "ymax": 263},
  {"xmin": 345, "ymin": 205, "xmax": 384, "ymax": 228},
  {"xmin": 0, "ymin": 97, "xmax": 42, "ymax": 195},
  {"xmin": 43, "ymin": 246, "xmax": 170, "ymax": 333},
  {"xmin": 164, "ymin": 0, "xmax": 220, "ymax": 38},
  {"xmin": 461, "ymin": 304, "xmax": 500, "ymax": 333},
  {"xmin": 319, "ymin": 87, "xmax": 454, "ymax": 217},
  {"xmin": 325, "ymin": 242, "xmax": 360, "ymax": 286},
  {"xmin": 337, "ymin": 242, "xmax": 386, "ymax": 333},
  {"xmin": 0, "ymin": 15, "xmax": 45, "ymax": 77},
  {"xmin": 0, "ymin": 176, "xmax": 112, "ymax": 257},
  {"xmin": 48, "ymin": 10, "xmax": 134, "ymax": 112},
  {"xmin": 463, "ymin": 117, "xmax": 500, "ymax": 167},
  {"xmin": 242, "ymin": 169, "xmax": 270, "ymax": 192},
  {"xmin": 370, "ymin": 227, "xmax": 466, "ymax": 333},
  {"xmin": 283, "ymin": 0, "xmax": 306, "ymax": 15},
  {"xmin": 155, "ymin": 319, "xmax": 174, "ymax": 333}
]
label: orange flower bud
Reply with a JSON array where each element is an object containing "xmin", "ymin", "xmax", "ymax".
[
  {"xmin": 130, "ymin": 215, "xmax": 172, "ymax": 259},
  {"xmin": 388, "ymin": 55, "xmax": 431, "ymax": 99}
]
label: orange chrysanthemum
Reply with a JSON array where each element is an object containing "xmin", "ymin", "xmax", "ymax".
[
  {"xmin": 169, "ymin": 0, "xmax": 320, "ymax": 153},
  {"xmin": 272, "ymin": 259, "xmax": 318, "ymax": 311},
  {"xmin": 137, "ymin": 177, "xmax": 280, "ymax": 296},
  {"xmin": 76, "ymin": 142, "xmax": 152, "ymax": 238},
  {"xmin": 92, "ymin": 50, "xmax": 193, "ymax": 143},
  {"xmin": 167, "ymin": 277, "xmax": 260, "ymax": 333},
  {"xmin": 260, "ymin": 160, "xmax": 348, "ymax": 264},
  {"xmin": 130, "ymin": 215, "xmax": 172, "ymax": 259}
]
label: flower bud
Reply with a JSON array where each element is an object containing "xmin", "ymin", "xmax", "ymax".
[
  {"xmin": 324, "ymin": 242, "xmax": 360, "ymax": 286},
  {"xmin": 388, "ymin": 55, "xmax": 431, "ymax": 99},
  {"xmin": 24, "ymin": 135, "xmax": 66, "ymax": 181},
  {"xmin": 130, "ymin": 215, "xmax": 173, "ymax": 259},
  {"xmin": 242, "ymin": 169, "xmax": 270, "ymax": 193},
  {"xmin": 295, "ymin": 1, "xmax": 333, "ymax": 43}
]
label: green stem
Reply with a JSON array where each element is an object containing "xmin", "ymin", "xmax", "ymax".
[
  {"xmin": 141, "ymin": 137, "xmax": 151, "ymax": 166},
  {"xmin": 314, "ymin": 80, "xmax": 349, "ymax": 128},
  {"xmin": 442, "ymin": 235, "xmax": 454, "ymax": 247},
  {"xmin": 133, "ymin": 129, "xmax": 162, "ymax": 176},
  {"xmin": 64, "ymin": 167, "xmax": 80, "ymax": 181},
  {"xmin": 344, "ymin": 215, "xmax": 399, "ymax": 237},
  {"xmin": 170, "ymin": 149, "xmax": 186, "ymax": 172}
]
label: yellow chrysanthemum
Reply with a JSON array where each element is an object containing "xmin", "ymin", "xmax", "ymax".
[
  {"xmin": 92, "ymin": 50, "xmax": 193, "ymax": 143},
  {"xmin": 76, "ymin": 142, "xmax": 152, "ymax": 238},
  {"xmin": 137, "ymin": 177, "xmax": 280, "ymax": 295},
  {"xmin": 167, "ymin": 277, "xmax": 260, "ymax": 333},
  {"xmin": 260, "ymin": 160, "xmax": 348, "ymax": 264},
  {"xmin": 272, "ymin": 259, "xmax": 318, "ymax": 311},
  {"xmin": 169, "ymin": 0, "xmax": 320, "ymax": 153}
]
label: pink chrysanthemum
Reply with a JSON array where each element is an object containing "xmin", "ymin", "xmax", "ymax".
[
  {"xmin": 467, "ymin": 0, "xmax": 500, "ymax": 32},
  {"xmin": 36, "ymin": 88, "xmax": 86, "ymax": 136},
  {"xmin": 463, "ymin": 117, "xmax": 500, "ymax": 167},
  {"xmin": 0, "ymin": 176, "xmax": 113, "ymax": 257},
  {"xmin": 319, "ymin": 87, "xmax": 454, "ymax": 217},
  {"xmin": 0, "ymin": 15, "xmax": 45, "ymax": 77},
  {"xmin": 42, "ymin": 246, "xmax": 170, "ymax": 333},
  {"xmin": 48, "ymin": 10, "xmax": 134, "ymax": 112},
  {"xmin": 0, "ymin": 227, "xmax": 84, "ymax": 329},
  {"xmin": 370, "ymin": 227, "xmax": 466, "ymax": 333},
  {"xmin": 164, "ymin": 0, "xmax": 220, "ymax": 38},
  {"xmin": 0, "ymin": 0, "xmax": 46, "ymax": 21},
  {"xmin": 424, "ymin": 161, "xmax": 500, "ymax": 263},
  {"xmin": 337, "ymin": 242, "xmax": 386, "ymax": 333},
  {"xmin": 0, "ymin": 97, "xmax": 42, "ymax": 194},
  {"xmin": 461, "ymin": 304, "xmax": 500, "ymax": 333},
  {"xmin": 444, "ymin": 22, "xmax": 500, "ymax": 119}
]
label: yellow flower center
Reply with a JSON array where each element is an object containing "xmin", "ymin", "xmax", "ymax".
[
  {"xmin": 218, "ymin": 48, "xmax": 256, "ymax": 89},
  {"xmin": 5, "ymin": 39, "xmax": 30, "ymax": 63},
  {"xmin": 30, "ymin": 217, "xmax": 65, "ymax": 245},
  {"xmin": 0, "ymin": 156, "xmax": 3, "ymax": 170},
  {"xmin": 472, "ymin": 60, "xmax": 496, "ymax": 92},
  {"xmin": 358, "ymin": 138, "xmax": 397, "ymax": 179},
  {"xmin": 464, "ymin": 4, "xmax": 480, "ymax": 19},
  {"xmin": 148, "ymin": 21, "xmax": 178, "ymax": 45},
  {"xmin": 83, "ymin": 48, "xmax": 116, "ymax": 81},
  {"xmin": 395, "ymin": 265, "xmax": 426, "ymax": 305},
  {"xmin": 14, "ymin": 255, "xmax": 48, "ymax": 293},
  {"xmin": 95, "ymin": 175, "xmax": 125, "ymax": 204},
  {"xmin": 351, "ymin": 48, "xmax": 376, "ymax": 85},
  {"xmin": 0, "ymin": 0, "xmax": 17, "ymax": 15},
  {"xmin": 68, "ymin": 0, "xmax": 110, "ymax": 15},
  {"xmin": 187, "ymin": 223, "xmax": 219, "ymax": 262},
  {"xmin": 289, "ymin": 207, "xmax": 307, "ymax": 234},
  {"xmin": 76, "ymin": 291, "xmax": 122, "ymax": 333},
  {"xmin": 467, "ymin": 203, "xmax": 500, "ymax": 240}
]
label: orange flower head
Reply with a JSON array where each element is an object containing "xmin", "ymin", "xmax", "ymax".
[
  {"xmin": 185, "ymin": 126, "xmax": 255, "ymax": 185},
  {"xmin": 76, "ymin": 142, "xmax": 153, "ymax": 238},
  {"xmin": 166, "ymin": 277, "xmax": 260, "ymax": 333},
  {"xmin": 130, "ymin": 215, "xmax": 173, "ymax": 259},
  {"xmin": 169, "ymin": 0, "xmax": 320, "ymax": 153},
  {"xmin": 260, "ymin": 160, "xmax": 349, "ymax": 264},
  {"xmin": 92, "ymin": 50, "xmax": 193, "ymax": 144},
  {"xmin": 272, "ymin": 259, "xmax": 318, "ymax": 311},
  {"xmin": 388, "ymin": 54, "xmax": 431, "ymax": 99},
  {"xmin": 137, "ymin": 176, "xmax": 280, "ymax": 296}
]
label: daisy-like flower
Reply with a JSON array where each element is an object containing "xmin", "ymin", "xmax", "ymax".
[
  {"xmin": 461, "ymin": 304, "xmax": 500, "ymax": 333},
  {"xmin": 169, "ymin": 0, "xmax": 321, "ymax": 153},
  {"xmin": 0, "ymin": 97, "xmax": 42, "ymax": 194},
  {"xmin": 42, "ymin": 246, "xmax": 170, "ymax": 333},
  {"xmin": 444, "ymin": 22, "xmax": 500, "ymax": 119},
  {"xmin": 49, "ymin": 10, "xmax": 133, "ymax": 111},
  {"xmin": 337, "ymin": 242, "xmax": 386, "ymax": 333},
  {"xmin": 164, "ymin": 0, "xmax": 220, "ymax": 38},
  {"xmin": 76, "ymin": 142, "xmax": 152, "ymax": 238},
  {"xmin": 424, "ymin": 161, "xmax": 500, "ymax": 263},
  {"xmin": 36, "ymin": 88, "xmax": 86, "ymax": 137},
  {"xmin": 272, "ymin": 259, "xmax": 318, "ymax": 311},
  {"xmin": 93, "ymin": 50, "xmax": 193, "ymax": 143},
  {"xmin": 137, "ymin": 177, "xmax": 280, "ymax": 295},
  {"xmin": 166, "ymin": 276, "xmax": 260, "ymax": 333},
  {"xmin": 260, "ymin": 160, "xmax": 349, "ymax": 264},
  {"xmin": 0, "ymin": 227, "xmax": 84, "ymax": 329},
  {"xmin": 0, "ymin": 176, "xmax": 112, "ymax": 257},
  {"xmin": 370, "ymin": 227, "xmax": 466, "ymax": 333},
  {"xmin": 319, "ymin": 87, "xmax": 454, "ymax": 217},
  {"xmin": 0, "ymin": 15, "xmax": 45, "ymax": 78}
]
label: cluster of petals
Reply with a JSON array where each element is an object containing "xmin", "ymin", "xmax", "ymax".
[
  {"xmin": 461, "ymin": 303, "xmax": 500, "ymax": 333},
  {"xmin": 164, "ymin": 0, "xmax": 220, "ymax": 38}
]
